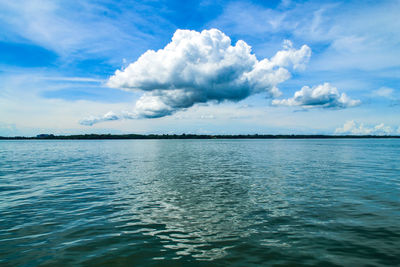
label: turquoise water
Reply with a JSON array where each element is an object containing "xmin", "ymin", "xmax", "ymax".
[{"xmin": 0, "ymin": 139, "xmax": 399, "ymax": 266}]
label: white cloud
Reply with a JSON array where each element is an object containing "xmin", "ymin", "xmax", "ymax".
[
  {"xmin": 85, "ymin": 29, "xmax": 311, "ymax": 123},
  {"xmin": 271, "ymin": 40, "xmax": 311, "ymax": 70},
  {"xmin": 79, "ymin": 111, "xmax": 120, "ymax": 126},
  {"xmin": 372, "ymin": 87, "xmax": 394, "ymax": 99},
  {"xmin": 374, "ymin": 123, "xmax": 393, "ymax": 134},
  {"xmin": 335, "ymin": 120, "xmax": 395, "ymax": 135},
  {"xmin": 272, "ymin": 83, "xmax": 360, "ymax": 109}
]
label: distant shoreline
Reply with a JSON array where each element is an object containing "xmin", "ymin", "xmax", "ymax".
[{"xmin": 1, "ymin": 134, "xmax": 400, "ymax": 140}]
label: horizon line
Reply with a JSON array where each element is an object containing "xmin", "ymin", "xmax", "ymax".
[{"xmin": 1, "ymin": 133, "xmax": 400, "ymax": 140}]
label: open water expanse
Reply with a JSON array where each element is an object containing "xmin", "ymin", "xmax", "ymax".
[{"xmin": 0, "ymin": 139, "xmax": 399, "ymax": 266}]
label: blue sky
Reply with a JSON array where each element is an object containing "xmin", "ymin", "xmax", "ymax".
[{"xmin": 0, "ymin": 0, "xmax": 399, "ymax": 136}]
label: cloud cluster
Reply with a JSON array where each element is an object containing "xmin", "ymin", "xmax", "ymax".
[
  {"xmin": 272, "ymin": 83, "xmax": 360, "ymax": 109},
  {"xmin": 335, "ymin": 120, "xmax": 396, "ymax": 135},
  {"xmin": 103, "ymin": 29, "xmax": 311, "ymax": 121}
]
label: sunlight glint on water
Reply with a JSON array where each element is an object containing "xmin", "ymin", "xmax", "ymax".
[{"xmin": 0, "ymin": 139, "xmax": 399, "ymax": 266}]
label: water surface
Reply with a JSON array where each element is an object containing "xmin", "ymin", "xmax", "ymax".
[{"xmin": 0, "ymin": 139, "xmax": 399, "ymax": 266}]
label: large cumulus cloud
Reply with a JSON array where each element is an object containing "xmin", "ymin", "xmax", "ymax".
[
  {"xmin": 81, "ymin": 29, "xmax": 311, "ymax": 125},
  {"xmin": 272, "ymin": 83, "xmax": 360, "ymax": 109}
]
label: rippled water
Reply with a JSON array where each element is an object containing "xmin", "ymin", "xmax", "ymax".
[{"xmin": 0, "ymin": 139, "xmax": 399, "ymax": 266}]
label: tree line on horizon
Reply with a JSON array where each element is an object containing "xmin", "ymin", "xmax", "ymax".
[{"xmin": 0, "ymin": 133, "xmax": 399, "ymax": 140}]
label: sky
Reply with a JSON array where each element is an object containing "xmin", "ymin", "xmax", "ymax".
[{"xmin": 0, "ymin": 0, "xmax": 399, "ymax": 136}]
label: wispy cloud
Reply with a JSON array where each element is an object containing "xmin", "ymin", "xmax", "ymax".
[
  {"xmin": 79, "ymin": 111, "xmax": 136, "ymax": 126},
  {"xmin": 0, "ymin": 0, "xmax": 173, "ymax": 62},
  {"xmin": 40, "ymin": 77, "xmax": 104, "ymax": 83},
  {"xmin": 371, "ymin": 87, "xmax": 395, "ymax": 99},
  {"xmin": 210, "ymin": 1, "xmax": 400, "ymax": 71}
]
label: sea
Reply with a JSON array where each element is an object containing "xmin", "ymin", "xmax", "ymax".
[{"xmin": 0, "ymin": 139, "xmax": 399, "ymax": 266}]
